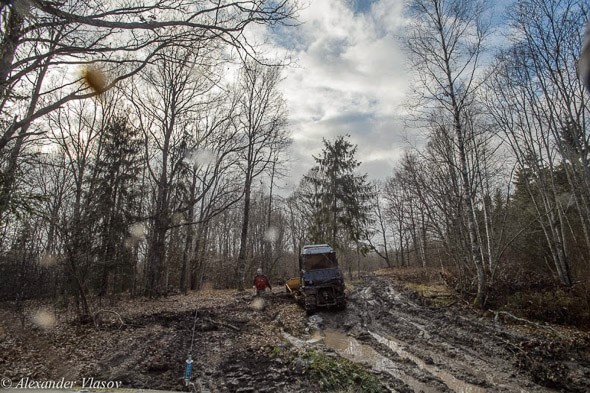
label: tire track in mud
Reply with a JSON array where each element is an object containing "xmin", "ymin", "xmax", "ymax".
[{"xmin": 316, "ymin": 277, "xmax": 570, "ymax": 392}]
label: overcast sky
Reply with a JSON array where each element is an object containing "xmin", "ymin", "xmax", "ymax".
[
  {"xmin": 252, "ymin": 0, "xmax": 515, "ymax": 196},
  {"xmin": 263, "ymin": 0, "xmax": 412, "ymax": 194}
]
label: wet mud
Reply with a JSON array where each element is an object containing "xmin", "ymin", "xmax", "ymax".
[
  {"xmin": 316, "ymin": 276, "xmax": 590, "ymax": 392},
  {"xmin": 2, "ymin": 275, "xmax": 590, "ymax": 392}
]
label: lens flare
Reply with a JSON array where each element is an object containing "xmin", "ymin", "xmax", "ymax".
[
  {"xmin": 32, "ymin": 309, "xmax": 56, "ymax": 329},
  {"xmin": 264, "ymin": 226, "xmax": 279, "ymax": 242},
  {"xmin": 81, "ymin": 66, "xmax": 107, "ymax": 94},
  {"xmin": 251, "ymin": 297, "xmax": 265, "ymax": 311}
]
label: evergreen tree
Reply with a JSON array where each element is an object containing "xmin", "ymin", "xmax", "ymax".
[
  {"xmin": 90, "ymin": 116, "xmax": 142, "ymax": 295},
  {"xmin": 303, "ymin": 135, "xmax": 373, "ymax": 250}
]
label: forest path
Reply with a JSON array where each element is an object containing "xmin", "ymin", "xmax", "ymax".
[
  {"xmin": 315, "ymin": 273, "xmax": 590, "ymax": 392},
  {"xmin": 1, "ymin": 272, "xmax": 590, "ymax": 392}
]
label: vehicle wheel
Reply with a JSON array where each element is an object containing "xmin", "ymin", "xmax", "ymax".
[{"xmin": 304, "ymin": 296, "xmax": 316, "ymax": 314}]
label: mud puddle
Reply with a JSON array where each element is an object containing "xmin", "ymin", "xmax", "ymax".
[
  {"xmin": 315, "ymin": 276, "xmax": 569, "ymax": 392},
  {"xmin": 323, "ymin": 329, "xmax": 443, "ymax": 392},
  {"xmin": 322, "ymin": 328, "xmax": 496, "ymax": 393}
]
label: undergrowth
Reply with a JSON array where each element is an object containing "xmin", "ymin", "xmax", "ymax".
[
  {"xmin": 393, "ymin": 266, "xmax": 590, "ymax": 328},
  {"xmin": 503, "ymin": 289, "xmax": 590, "ymax": 326},
  {"xmin": 271, "ymin": 345, "xmax": 385, "ymax": 392},
  {"xmin": 303, "ymin": 349, "xmax": 384, "ymax": 393}
]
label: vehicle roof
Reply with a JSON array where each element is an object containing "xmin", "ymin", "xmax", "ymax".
[{"xmin": 302, "ymin": 244, "xmax": 334, "ymax": 254}]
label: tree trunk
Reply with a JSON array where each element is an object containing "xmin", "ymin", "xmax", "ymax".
[
  {"xmin": 237, "ymin": 174, "xmax": 252, "ymax": 290},
  {"xmin": 181, "ymin": 171, "xmax": 198, "ymax": 293},
  {"xmin": 0, "ymin": 7, "xmax": 23, "ymax": 104},
  {"xmin": 457, "ymin": 131, "xmax": 487, "ymax": 307},
  {"xmin": 146, "ymin": 213, "xmax": 167, "ymax": 296}
]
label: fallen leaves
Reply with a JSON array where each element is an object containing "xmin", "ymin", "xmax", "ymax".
[{"xmin": 0, "ymin": 289, "xmax": 310, "ymax": 391}]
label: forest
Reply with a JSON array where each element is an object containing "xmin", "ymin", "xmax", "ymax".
[{"xmin": 1, "ymin": 0, "xmax": 590, "ymax": 329}]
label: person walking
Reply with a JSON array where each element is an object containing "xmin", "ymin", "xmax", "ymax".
[{"xmin": 253, "ymin": 268, "xmax": 272, "ymax": 296}]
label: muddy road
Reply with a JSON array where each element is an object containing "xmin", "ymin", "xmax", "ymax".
[
  {"xmin": 1, "ymin": 273, "xmax": 590, "ymax": 392},
  {"xmin": 318, "ymin": 275, "xmax": 590, "ymax": 392}
]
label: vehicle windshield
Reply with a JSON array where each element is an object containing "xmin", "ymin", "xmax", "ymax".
[{"xmin": 303, "ymin": 253, "xmax": 338, "ymax": 270}]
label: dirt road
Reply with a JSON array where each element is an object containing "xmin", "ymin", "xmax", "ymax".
[
  {"xmin": 1, "ymin": 273, "xmax": 589, "ymax": 392},
  {"xmin": 318, "ymin": 275, "xmax": 590, "ymax": 392}
]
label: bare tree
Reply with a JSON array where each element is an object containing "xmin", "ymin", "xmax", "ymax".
[
  {"xmin": 404, "ymin": 0, "xmax": 491, "ymax": 306},
  {"xmin": 178, "ymin": 92, "xmax": 244, "ymax": 292},
  {"xmin": 43, "ymin": 96, "xmax": 112, "ymax": 320},
  {"xmin": 0, "ymin": 0, "xmax": 298, "ymax": 140},
  {"xmin": 129, "ymin": 45, "xmax": 221, "ymax": 296},
  {"xmin": 385, "ymin": 150, "xmax": 452, "ymax": 270},
  {"xmin": 487, "ymin": 49, "xmax": 574, "ymax": 286},
  {"xmin": 366, "ymin": 182, "xmax": 393, "ymax": 268},
  {"xmin": 0, "ymin": 0, "xmax": 298, "ymax": 221},
  {"xmin": 234, "ymin": 60, "xmax": 289, "ymax": 290},
  {"xmin": 485, "ymin": 0, "xmax": 589, "ymax": 286}
]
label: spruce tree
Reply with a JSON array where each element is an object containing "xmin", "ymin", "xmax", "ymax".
[
  {"xmin": 90, "ymin": 116, "xmax": 142, "ymax": 295},
  {"xmin": 303, "ymin": 135, "xmax": 373, "ymax": 250}
]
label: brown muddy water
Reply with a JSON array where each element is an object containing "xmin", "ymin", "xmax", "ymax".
[{"xmin": 322, "ymin": 328, "xmax": 490, "ymax": 393}]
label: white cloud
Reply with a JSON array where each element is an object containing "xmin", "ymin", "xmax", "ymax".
[{"xmin": 266, "ymin": 0, "xmax": 412, "ymax": 192}]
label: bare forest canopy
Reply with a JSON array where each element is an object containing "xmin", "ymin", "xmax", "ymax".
[{"xmin": 1, "ymin": 0, "xmax": 590, "ymax": 325}]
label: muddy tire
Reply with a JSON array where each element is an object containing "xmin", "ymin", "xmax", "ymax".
[
  {"xmin": 304, "ymin": 295, "xmax": 317, "ymax": 314},
  {"xmin": 305, "ymin": 303, "xmax": 316, "ymax": 315}
]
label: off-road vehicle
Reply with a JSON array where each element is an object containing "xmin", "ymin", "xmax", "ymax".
[{"xmin": 286, "ymin": 244, "xmax": 346, "ymax": 313}]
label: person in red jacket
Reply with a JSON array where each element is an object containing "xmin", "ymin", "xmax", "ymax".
[{"xmin": 253, "ymin": 268, "xmax": 272, "ymax": 296}]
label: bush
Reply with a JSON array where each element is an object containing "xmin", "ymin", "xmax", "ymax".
[
  {"xmin": 504, "ymin": 288, "xmax": 590, "ymax": 326},
  {"xmin": 304, "ymin": 349, "xmax": 384, "ymax": 393}
]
